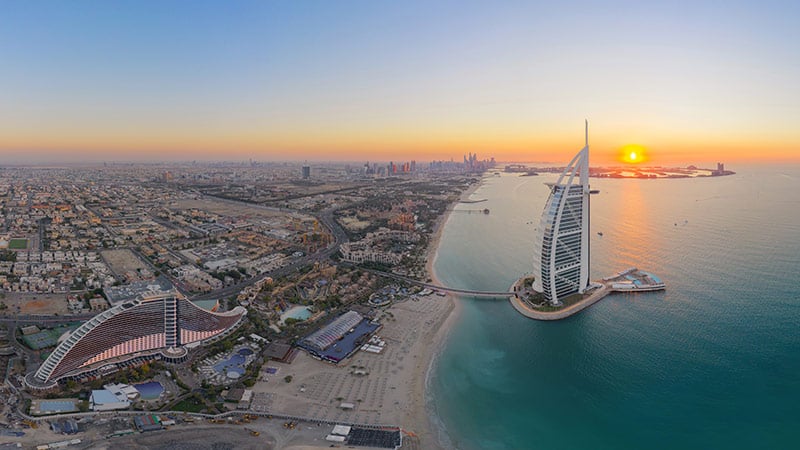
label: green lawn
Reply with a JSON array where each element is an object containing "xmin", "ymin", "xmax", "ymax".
[
  {"xmin": 172, "ymin": 397, "xmax": 206, "ymax": 413},
  {"xmin": 528, "ymin": 293, "xmax": 586, "ymax": 312},
  {"xmin": 8, "ymin": 239, "xmax": 28, "ymax": 250},
  {"xmin": 22, "ymin": 324, "xmax": 81, "ymax": 350}
]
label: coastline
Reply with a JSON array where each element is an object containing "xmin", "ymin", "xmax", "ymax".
[
  {"xmin": 160, "ymin": 178, "xmax": 486, "ymax": 450},
  {"xmin": 405, "ymin": 178, "xmax": 482, "ymax": 449}
]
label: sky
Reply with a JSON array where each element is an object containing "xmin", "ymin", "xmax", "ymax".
[{"xmin": 1, "ymin": 0, "xmax": 798, "ymax": 165}]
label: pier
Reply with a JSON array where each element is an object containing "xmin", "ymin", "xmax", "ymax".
[{"xmin": 453, "ymin": 208, "xmax": 490, "ymax": 215}]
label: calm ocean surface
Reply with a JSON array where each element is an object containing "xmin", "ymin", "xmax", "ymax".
[{"xmin": 430, "ymin": 165, "xmax": 800, "ymax": 449}]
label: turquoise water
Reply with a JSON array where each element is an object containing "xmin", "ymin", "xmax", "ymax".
[
  {"xmin": 134, "ymin": 381, "xmax": 164, "ymax": 400},
  {"xmin": 430, "ymin": 165, "xmax": 800, "ymax": 449},
  {"xmin": 282, "ymin": 305, "xmax": 313, "ymax": 322},
  {"xmin": 38, "ymin": 400, "xmax": 78, "ymax": 413},
  {"xmin": 214, "ymin": 353, "xmax": 247, "ymax": 375}
]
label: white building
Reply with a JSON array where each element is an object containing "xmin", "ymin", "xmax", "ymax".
[
  {"xmin": 532, "ymin": 121, "xmax": 591, "ymax": 306},
  {"xmin": 204, "ymin": 258, "xmax": 238, "ymax": 272},
  {"xmin": 339, "ymin": 228, "xmax": 418, "ymax": 265},
  {"xmin": 90, "ymin": 388, "xmax": 130, "ymax": 411},
  {"xmin": 104, "ymin": 383, "xmax": 141, "ymax": 400}
]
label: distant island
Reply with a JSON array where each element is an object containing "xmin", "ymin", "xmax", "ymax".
[{"xmin": 505, "ymin": 162, "xmax": 735, "ymax": 179}]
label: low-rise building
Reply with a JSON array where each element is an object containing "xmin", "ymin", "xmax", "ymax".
[{"xmin": 90, "ymin": 389, "xmax": 130, "ymax": 411}]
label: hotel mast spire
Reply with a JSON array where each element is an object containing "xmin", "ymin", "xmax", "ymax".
[{"xmin": 585, "ymin": 119, "xmax": 588, "ymax": 148}]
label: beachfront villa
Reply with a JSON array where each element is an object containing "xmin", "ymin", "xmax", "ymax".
[{"xmin": 531, "ymin": 120, "xmax": 591, "ymax": 306}]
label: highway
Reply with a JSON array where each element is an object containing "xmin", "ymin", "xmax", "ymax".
[
  {"xmin": 190, "ymin": 203, "xmax": 348, "ymax": 302},
  {"xmin": 0, "ymin": 199, "xmax": 349, "ymax": 324},
  {"xmin": 0, "ymin": 192, "xmax": 508, "ymax": 331}
]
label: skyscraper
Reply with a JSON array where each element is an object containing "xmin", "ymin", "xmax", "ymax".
[{"xmin": 531, "ymin": 121, "xmax": 591, "ymax": 305}]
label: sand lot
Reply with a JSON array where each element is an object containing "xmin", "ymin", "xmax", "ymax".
[
  {"xmin": 85, "ymin": 426, "xmax": 275, "ymax": 450},
  {"xmin": 1, "ymin": 293, "xmax": 69, "ymax": 314},
  {"xmin": 170, "ymin": 198, "xmax": 286, "ymax": 219},
  {"xmin": 101, "ymin": 249, "xmax": 149, "ymax": 276},
  {"xmin": 250, "ymin": 293, "xmax": 453, "ymax": 436}
]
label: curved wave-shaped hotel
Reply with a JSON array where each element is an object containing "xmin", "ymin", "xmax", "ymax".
[{"xmin": 25, "ymin": 291, "xmax": 246, "ymax": 390}]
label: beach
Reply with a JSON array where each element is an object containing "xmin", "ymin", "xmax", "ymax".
[
  {"xmin": 243, "ymin": 178, "xmax": 482, "ymax": 449},
  {"xmin": 412, "ymin": 177, "xmax": 484, "ymax": 448},
  {"xmin": 248, "ymin": 290, "xmax": 454, "ymax": 429}
]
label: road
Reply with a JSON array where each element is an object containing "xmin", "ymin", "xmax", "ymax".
[
  {"xmin": 0, "ymin": 198, "xmax": 349, "ymax": 319},
  {"xmin": 128, "ymin": 246, "xmax": 193, "ymax": 296},
  {"xmin": 233, "ymin": 194, "xmax": 505, "ymax": 299},
  {"xmin": 0, "ymin": 313, "xmax": 95, "ymax": 325},
  {"xmin": 190, "ymin": 203, "xmax": 348, "ymax": 302},
  {"xmin": 0, "ymin": 311, "xmax": 95, "ymax": 381}
]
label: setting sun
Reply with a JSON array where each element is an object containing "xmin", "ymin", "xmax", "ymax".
[{"xmin": 621, "ymin": 144, "xmax": 647, "ymax": 164}]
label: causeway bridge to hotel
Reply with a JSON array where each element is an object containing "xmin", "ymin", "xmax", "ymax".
[{"xmin": 358, "ymin": 267, "xmax": 511, "ymax": 298}]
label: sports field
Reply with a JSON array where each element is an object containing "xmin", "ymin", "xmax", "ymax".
[{"xmin": 8, "ymin": 239, "xmax": 28, "ymax": 249}]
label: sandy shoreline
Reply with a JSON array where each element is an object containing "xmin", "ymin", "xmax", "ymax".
[
  {"xmin": 410, "ymin": 177, "xmax": 484, "ymax": 449},
  {"xmin": 206, "ymin": 177, "xmax": 486, "ymax": 450}
]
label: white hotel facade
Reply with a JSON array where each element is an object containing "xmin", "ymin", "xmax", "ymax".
[{"xmin": 532, "ymin": 121, "xmax": 591, "ymax": 305}]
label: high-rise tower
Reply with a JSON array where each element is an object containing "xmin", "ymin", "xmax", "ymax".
[{"xmin": 531, "ymin": 121, "xmax": 591, "ymax": 305}]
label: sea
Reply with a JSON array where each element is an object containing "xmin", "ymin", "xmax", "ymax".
[{"xmin": 429, "ymin": 164, "xmax": 800, "ymax": 450}]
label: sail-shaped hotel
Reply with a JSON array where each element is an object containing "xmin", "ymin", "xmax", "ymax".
[{"xmin": 531, "ymin": 121, "xmax": 591, "ymax": 306}]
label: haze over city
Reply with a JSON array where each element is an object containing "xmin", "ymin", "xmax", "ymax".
[
  {"xmin": 2, "ymin": 0, "xmax": 798, "ymax": 165},
  {"xmin": 2, "ymin": 2, "xmax": 800, "ymax": 450}
]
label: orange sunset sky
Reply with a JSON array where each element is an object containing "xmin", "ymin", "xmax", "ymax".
[{"xmin": 1, "ymin": 1, "xmax": 798, "ymax": 165}]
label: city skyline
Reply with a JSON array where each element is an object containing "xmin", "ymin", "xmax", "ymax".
[
  {"xmin": 2, "ymin": 2, "xmax": 799, "ymax": 448},
  {"xmin": 2, "ymin": 1, "xmax": 799, "ymax": 165}
]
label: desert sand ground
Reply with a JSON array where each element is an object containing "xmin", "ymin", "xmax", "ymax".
[
  {"xmin": 248, "ymin": 178, "xmax": 482, "ymax": 449},
  {"xmin": 250, "ymin": 293, "xmax": 453, "ymax": 432}
]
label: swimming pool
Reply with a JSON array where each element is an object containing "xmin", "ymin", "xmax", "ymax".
[
  {"xmin": 213, "ymin": 354, "xmax": 246, "ymax": 376},
  {"xmin": 281, "ymin": 305, "xmax": 312, "ymax": 323},
  {"xmin": 134, "ymin": 381, "xmax": 164, "ymax": 400},
  {"xmin": 38, "ymin": 400, "xmax": 78, "ymax": 413}
]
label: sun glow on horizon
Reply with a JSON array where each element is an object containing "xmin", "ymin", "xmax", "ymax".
[{"xmin": 621, "ymin": 144, "xmax": 648, "ymax": 164}]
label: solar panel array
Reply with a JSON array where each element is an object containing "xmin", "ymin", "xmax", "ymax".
[
  {"xmin": 302, "ymin": 310, "xmax": 363, "ymax": 351},
  {"xmin": 347, "ymin": 428, "xmax": 402, "ymax": 449}
]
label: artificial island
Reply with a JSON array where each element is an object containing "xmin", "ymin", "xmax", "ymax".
[
  {"xmin": 509, "ymin": 121, "xmax": 665, "ymax": 320},
  {"xmin": 0, "ymin": 124, "xmax": 671, "ymax": 449}
]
